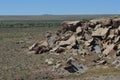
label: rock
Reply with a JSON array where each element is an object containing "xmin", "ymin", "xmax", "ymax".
[
  {"xmin": 59, "ymin": 41, "xmax": 70, "ymax": 47},
  {"xmin": 64, "ymin": 57, "xmax": 88, "ymax": 73},
  {"xmin": 45, "ymin": 58, "xmax": 54, "ymax": 65},
  {"xmin": 114, "ymin": 36, "xmax": 120, "ymax": 43},
  {"xmin": 90, "ymin": 19, "xmax": 100, "ymax": 25},
  {"xmin": 116, "ymin": 50, "xmax": 120, "ymax": 56},
  {"xmin": 118, "ymin": 44, "xmax": 120, "ymax": 49},
  {"xmin": 55, "ymin": 29, "xmax": 62, "ymax": 36},
  {"xmin": 76, "ymin": 27, "xmax": 82, "ymax": 35},
  {"xmin": 41, "ymin": 41, "xmax": 49, "ymax": 47},
  {"xmin": 103, "ymin": 44, "xmax": 115, "ymax": 55},
  {"xmin": 117, "ymin": 47, "xmax": 120, "ymax": 56},
  {"xmin": 59, "ymin": 35, "xmax": 76, "ymax": 47},
  {"xmin": 85, "ymin": 38, "xmax": 93, "ymax": 46},
  {"xmin": 101, "ymin": 18, "xmax": 112, "ymax": 26},
  {"xmin": 71, "ymin": 49, "xmax": 78, "ymax": 55},
  {"xmin": 29, "ymin": 41, "xmax": 50, "ymax": 54},
  {"xmin": 35, "ymin": 45, "xmax": 50, "ymax": 54},
  {"xmin": 92, "ymin": 27, "xmax": 109, "ymax": 37},
  {"xmin": 97, "ymin": 60, "xmax": 107, "ymax": 65},
  {"xmin": 94, "ymin": 24, "xmax": 102, "ymax": 30},
  {"xmin": 55, "ymin": 63, "xmax": 62, "ymax": 69},
  {"xmin": 29, "ymin": 43, "xmax": 39, "ymax": 51},
  {"xmin": 47, "ymin": 36, "xmax": 58, "ymax": 48},
  {"xmin": 89, "ymin": 22, "xmax": 96, "ymax": 28},
  {"xmin": 78, "ymin": 49, "xmax": 88, "ymax": 56},
  {"xmin": 94, "ymin": 45, "xmax": 101, "ymax": 54},
  {"xmin": 112, "ymin": 18, "xmax": 120, "ymax": 28},
  {"xmin": 112, "ymin": 60, "xmax": 120, "ymax": 68},
  {"xmin": 108, "ymin": 49, "xmax": 117, "ymax": 58},
  {"xmin": 50, "ymin": 46, "xmax": 59, "ymax": 52},
  {"xmin": 55, "ymin": 47, "xmax": 65, "ymax": 53},
  {"xmin": 62, "ymin": 21, "xmax": 82, "ymax": 32},
  {"xmin": 45, "ymin": 31, "xmax": 52, "ymax": 38},
  {"xmin": 108, "ymin": 29, "xmax": 115, "ymax": 39},
  {"xmin": 61, "ymin": 32, "xmax": 72, "ymax": 41},
  {"xmin": 84, "ymin": 31, "xmax": 92, "ymax": 40},
  {"xmin": 91, "ymin": 18, "xmax": 112, "ymax": 26},
  {"xmin": 118, "ymin": 26, "xmax": 120, "ymax": 31}
]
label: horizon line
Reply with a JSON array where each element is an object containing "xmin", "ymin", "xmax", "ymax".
[{"xmin": 0, "ymin": 14, "xmax": 119, "ymax": 16}]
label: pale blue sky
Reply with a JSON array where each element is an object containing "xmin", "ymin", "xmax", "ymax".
[{"xmin": 0, "ymin": 0, "xmax": 120, "ymax": 15}]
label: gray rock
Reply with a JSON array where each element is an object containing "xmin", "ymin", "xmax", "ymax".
[{"xmin": 94, "ymin": 45, "xmax": 101, "ymax": 54}]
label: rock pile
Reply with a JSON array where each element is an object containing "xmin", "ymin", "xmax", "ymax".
[{"xmin": 29, "ymin": 17, "xmax": 120, "ymax": 73}]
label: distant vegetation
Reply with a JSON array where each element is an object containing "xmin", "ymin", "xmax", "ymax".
[
  {"xmin": 0, "ymin": 20, "xmax": 61, "ymax": 28},
  {"xmin": 0, "ymin": 15, "xmax": 119, "ymax": 28}
]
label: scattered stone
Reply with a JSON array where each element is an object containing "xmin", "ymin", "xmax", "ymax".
[
  {"xmin": 64, "ymin": 57, "xmax": 88, "ymax": 73},
  {"xmin": 45, "ymin": 58, "xmax": 54, "ymax": 65},
  {"xmin": 29, "ymin": 43, "xmax": 39, "ymax": 51}
]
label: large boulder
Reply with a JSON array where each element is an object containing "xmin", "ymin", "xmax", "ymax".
[
  {"xmin": 92, "ymin": 27, "xmax": 109, "ymax": 38},
  {"xmin": 76, "ymin": 27, "xmax": 82, "ymax": 36},
  {"xmin": 101, "ymin": 18, "xmax": 112, "ymax": 26},
  {"xmin": 61, "ymin": 21, "xmax": 82, "ymax": 32},
  {"xmin": 59, "ymin": 35, "xmax": 76, "ymax": 48},
  {"xmin": 90, "ymin": 18, "xmax": 112, "ymax": 26},
  {"xmin": 112, "ymin": 18, "xmax": 120, "ymax": 28}
]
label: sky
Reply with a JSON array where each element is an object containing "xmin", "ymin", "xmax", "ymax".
[{"xmin": 0, "ymin": 0, "xmax": 120, "ymax": 15}]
